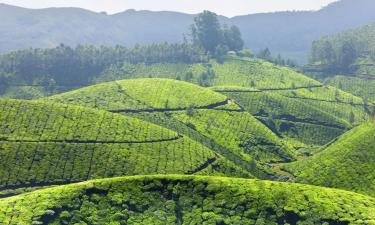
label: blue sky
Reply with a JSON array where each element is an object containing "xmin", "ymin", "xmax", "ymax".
[{"xmin": 1, "ymin": 0, "xmax": 338, "ymax": 17}]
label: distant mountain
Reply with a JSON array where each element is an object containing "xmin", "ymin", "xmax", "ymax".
[{"xmin": 1, "ymin": 0, "xmax": 375, "ymax": 62}]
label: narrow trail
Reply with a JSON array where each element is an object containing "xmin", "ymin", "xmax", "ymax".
[
  {"xmin": 281, "ymin": 95, "xmax": 369, "ymax": 106},
  {"xmin": 215, "ymin": 85, "xmax": 323, "ymax": 93},
  {"xmin": 108, "ymin": 99, "xmax": 232, "ymax": 113},
  {"xmin": 255, "ymin": 115, "xmax": 347, "ymax": 130},
  {"xmin": 0, "ymin": 135, "xmax": 183, "ymax": 144},
  {"xmin": 185, "ymin": 155, "xmax": 218, "ymax": 175}
]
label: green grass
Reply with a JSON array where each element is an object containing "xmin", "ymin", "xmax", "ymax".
[
  {"xmin": 0, "ymin": 175, "xmax": 374, "ymax": 225},
  {"xmin": 283, "ymin": 121, "xmax": 375, "ymax": 197},
  {"xmin": 45, "ymin": 79, "xmax": 296, "ymax": 178},
  {"xmin": 0, "ymin": 98, "xmax": 250, "ymax": 190}
]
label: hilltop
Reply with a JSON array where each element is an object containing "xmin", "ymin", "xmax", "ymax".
[
  {"xmin": 0, "ymin": 98, "xmax": 249, "ymax": 194},
  {"xmin": 0, "ymin": 175, "xmax": 374, "ymax": 224},
  {"xmin": 283, "ymin": 121, "xmax": 375, "ymax": 197}
]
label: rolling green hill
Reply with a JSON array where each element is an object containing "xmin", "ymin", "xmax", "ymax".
[
  {"xmin": 95, "ymin": 57, "xmax": 320, "ymax": 89},
  {"xmin": 211, "ymin": 85, "xmax": 369, "ymax": 149},
  {"xmin": 93, "ymin": 57, "xmax": 370, "ymax": 148},
  {"xmin": 45, "ymin": 78, "xmax": 296, "ymax": 178},
  {"xmin": 0, "ymin": 98, "xmax": 249, "ymax": 193},
  {"xmin": 0, "ymin": 175, "xmax": 374, "ymax": 224},
  {"xmin": 283, "ymin": 121, "xmax": 375, "ymax": 197}
]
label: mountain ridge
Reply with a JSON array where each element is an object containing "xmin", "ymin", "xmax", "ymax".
[{"xmin": 1, "ymin": 0, "xmax": 375, "ymax": 63}]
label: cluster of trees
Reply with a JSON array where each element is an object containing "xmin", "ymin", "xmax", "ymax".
[
  {"xmin": 309, "ymin": 39, "xmax": 358, "ymax": 72},
  {"xmin": 191, "ymin": 11, "xmax": 244, "ymax": 56},
  {"xmin": 256, "ymin": 48, "xmax": 297, "ymax": 67}
]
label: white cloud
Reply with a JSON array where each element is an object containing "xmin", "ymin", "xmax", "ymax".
[{"xmin": 1, "ymin": 0, "xmax": 338, "ymax": 17}]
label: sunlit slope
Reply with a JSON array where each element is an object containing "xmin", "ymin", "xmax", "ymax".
[
  {"xmin": 46, "ymin": 79, "xmax": 296, "ymax": 178},
  {"xmin": 325, "ymin": 75, "xmax": 375, "ymax": 103},
  {"xmin": 211, "ymin": 85, "xmax": 369, "ymax": 147},
  {"xmin": 0, "ymin": 175, "xmax": 374, "ymax": 224},
  {"xmin": 283, "ymin": 121, "xmax": 375, "ymax": 197},
  {"xmin": 0, "ymin": 98, "xmax": 249, "ymax": 190},
  {"xmin": 95, "ymin": 57, "xmax": 320, "ymax": 89}
]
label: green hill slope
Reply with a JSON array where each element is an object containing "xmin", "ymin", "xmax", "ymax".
[
  {"xmin": 46, "ymin": 79, "xmax": 296, "ymax": 178},
  {"xmin": 95, "ymin": 57, "xmax": 320, "ymax": 89},
  {"xmin": 283, "ymin": 121, "xmax": 375, "ymax": 197},
  {"xmin": 324, "ymin": 75, "xmax": 375, "ymax": 103},
  {"xmin": 93, "ymin": 57, "xmax": 370, "ymax": 148},
  {"xmin": 0, "ymin": 175, "xmax": 374, "ymax": 224},
  {"xmin": 0, "ymin": 98, "xmax": 249, "ymax": 192},
  {"xmin": 211, "ymin": 85, "xmax": 369, "ymax": 149}
]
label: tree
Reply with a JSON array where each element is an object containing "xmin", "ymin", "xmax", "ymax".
[
  {"xmin": 191, "ymin": 11, "xmax": 244, "ymax": 55},
  {"xmin": 223, "ymin": 25, "xmax": 244, "ymax": 52},
  {"xmin": 0, "ymin": 74, "xmax": 9, "ymax": 95},
  {"xmin": 338, "ymin": 40, "xmax": 357, "ymax": 70},
  {"xmin": 321, "ymin": 41, "xmax": 335, "ymax": 65},
  {"xmin": 191, "ymin": 11, "xmax": 222, "ymax": 54},
  {"xmin": 215, "ymin": 44, "xmax": 229, "ymax": 63},
  {"xmin": 257, "ymin": 48, "xmax": 272, "ymax": 61}
]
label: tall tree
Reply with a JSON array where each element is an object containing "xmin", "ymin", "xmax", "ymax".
[
  {"xmin": 191, "ymin": 11, "xmax": 222, "ymax": 54},
  {"xmin": 338, "ymin": 40, "xmax": 357, "ymax": 69},
  {"xmin": 223, "ymin": 25, "xmax": 244, "ymax": 52}
]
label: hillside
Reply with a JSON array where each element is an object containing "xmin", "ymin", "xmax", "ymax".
[
  {"xmin": 0, "ymin": 175, "xmax": 374, "ymax": 224},
  {"xmin": 210, "ymin": 86, "xmax": 359, "ymax": 147},
  {"xmin": 307, "ymin": 22, "xmax": 375, "ymax": 75},
  {"xmin": 45, "ymin": 78, "xmax": 296, "ymax": 178},
  {"xmin": 325, "ymin": 75, "xmax": 375, "ymax": 103},
  {"xmin": 283, "ymin": 121, "xmax": 375, "ymax": 197},
  {"xmin": 2, "ymin": 0, "xmax": 375, "ymax": 62},
  {"xmin": 306, "ymin": 22, "xmax": 375, "ymax": 103},
  {"xmin": 94, "ymin": 57, "xmax": 370, "ymax": 148},
  {"xmin": 96, "ymin": 57, "xmax": 322, "ymax": 88},
  {"xmin": 0, "ymin": 98, "xmax": 249, "ymax": 193}
]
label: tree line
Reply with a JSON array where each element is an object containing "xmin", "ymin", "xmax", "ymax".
[
  {"xmin": 0, "ymin": 43, "xmax": 205, "ymax": 91},
  {"xmin": 309, "ymin": 39, "xmax": 358, "ymax": 73}
]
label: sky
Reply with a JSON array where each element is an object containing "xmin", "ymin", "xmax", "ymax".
[{"xmin": 1, "ymin": 0, "xmax": 339, "ymax": 17}]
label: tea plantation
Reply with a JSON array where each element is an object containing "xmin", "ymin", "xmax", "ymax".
[
  {"xmin": 0, "ymin": 98, "xmax": 249, "ymax": 192},
  {"xmin": 284, "ymin": 121, "xmax": 375, "ymax": 197},
  {"xmin": 211, "ymin": 85, "xmax": 370, "ymax": 148},
  {"xmin": 0, "ymin": 56, "xmax": 374, "ymax": 224},
  {"xmin": 46, "ymin": 79, "xmax": 296, "ymax": 178}
]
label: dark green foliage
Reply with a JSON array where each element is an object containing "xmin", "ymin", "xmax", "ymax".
[
  {"xmin": 191, "ymin": 11, "xmax": 244, "ymax": 55},
  {"xmin": 0, "ymin": 43, "xmax": 205, "ymax": 98},
  {"xmin": 307, "ymin": 22, "xmax": 375, "ymax": 76},
  {"xmin": 191, "ymin": 11, "xmax": 222, "ymax": 54},
  {"xmin": 0, "ymin": 175, "xmax": 374, "ymax": 224}
]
